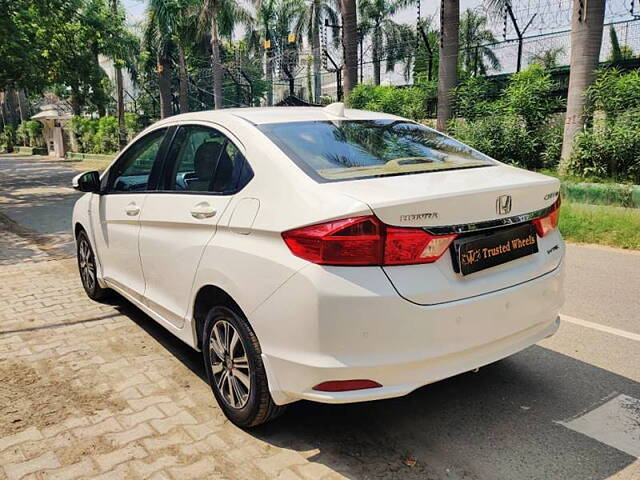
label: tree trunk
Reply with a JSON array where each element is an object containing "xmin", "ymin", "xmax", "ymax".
[
  {"xmin": 339, "ymin": 0, "xmax": 358, "ymax": 97},
  {"xmin": 178, "ymin": 45, "xmax": 189, "ymax": 114},
  {"xmin": 560, "ymin": 0, "xmax": 606, "ymax": 172},
  {"xmin": 210, "ymin": 21, "xmax": 223, "ymax": 109},
  {"xmin": 312, "ymin": 24, "xmax": 322, "ymax": 102},
  {"xmin": 15, "ymin": 90, "xmax": 24, "ymax": 123},
  {"xmin": 158, "ymin": 53, "xmax": 173, "ymax": 119},
  {"xmin": 110, "ymin": 0, "xmax": 126, "ymax": 148},
  {"xmin": 436, "ymin": 0, "xmax": 459, "ymax": 133},
  {"xmin": 69, "ymin": 88, "xmax": 81, "ymax": 152},
  {"xmin": 372, "ymin": 28, "xmax": 382, "ymax": 85},
  {"xmin": 115, "ymin": 66, "xmax": 126, "ymax": 148},
  {"xmin": 265, "ymin": 52, "xmax": 273, "ymax": 106}
]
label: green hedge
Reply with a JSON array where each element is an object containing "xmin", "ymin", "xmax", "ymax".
[
  {"xmin": 450, "ymin": 64, "xmax": 564, "ymax": 170},
  {"xmin": 567, "ymin": 69, "xmax": 640, "ymax": 184},
  {"xmin": 562, "ymin": 182, "xmax": 640, "ymax": 208},
  {"xmin": 346, "ymin": 82, "xmax": 437, "ymax": 121},
  {"xmin": 70, "ymin": 113, "xmax": 143, "ymax": 154},
  {"xmin": 15, "ymin": 146, "xmax": 47, "ymax": 155}
]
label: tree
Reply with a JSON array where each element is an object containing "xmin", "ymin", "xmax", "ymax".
[
  {"xmin": 560, "ymin": 0, "xmax": 606, "ymax": 168},
  {"xmin": 250, "ymin": 0, "xmax": 278, "ymax": 106},
  {"xmin": 222, "ymin": 41, "xmax": 269, "ymax": 106},
  {"xmin": 175, "ymin": 5, "xmax": 199, "ymax": 114},
  {"xmin": 0, "ymin": 0, "xmax": 79, "ymax": 93},
  {"xmin": 608, "ymin": 26, "xmax": 634, "ymax": 63},
  {"xmin": 437, "ymin": 0, "xmax": 459, "ymax": 132},
  {"xmin": 249, "ymin": 0, "xmax": 304, "ymax": 105},
  {"xmin": 459, "ymin": 9, "xmax": 499, "ymax": 76},
  {"xmin": 144, "ymin": 0, "xmax": 175, "ymax": 118},
  {"xmin": 105, "ymin": 0, "xmax": 136, "ymax": 148},
  {"xmin": 413, "ymin": 16, "xmax": 439, "ymax": 83},
  {"xmin": 530, "ymin": 47, "xmax": 565, "ymax": 69},
  {"xmin": 358, "ymin": 0, "xmax": 414, "ymax": 85},
  {"xmin": 339, "ymin": 0, "xmax": 358, "ymax": 96},
  {"xmin": 297, "ymin": 0, "xmax": 339, "ymax": 102},
  {"xmin": 199, "ymin": 0, "xmax": 252, "ymax": 109}
]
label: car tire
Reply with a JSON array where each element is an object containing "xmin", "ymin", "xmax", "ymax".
[
  {"xmin": 202, "ymin": 305, "xmax": 285, "ymax": 428},
  {"xmin": 76, "ymin": 230, "xmax": 111, "ymax": 301}
]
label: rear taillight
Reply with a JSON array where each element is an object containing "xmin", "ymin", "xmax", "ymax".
[
  {"xmin": 282, "ymin": 216, "xmax": 456, "ymax": 266},
  {"xmin": 533, "ymin": 198, "xmax": 561, "ymax": 237}
]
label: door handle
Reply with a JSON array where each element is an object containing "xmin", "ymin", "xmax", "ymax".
[
  {"xmin": 190, "ymin": 202, "xmax": 217, "ymax": 219},
  {"xmin": 125, "ymin": 203, "xmax": 140, "ymax": 216}
]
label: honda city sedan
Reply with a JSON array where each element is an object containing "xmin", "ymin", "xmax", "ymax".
[{"xmin": 72, "ymin": 103, "xmax": 564, "ymax": 427}]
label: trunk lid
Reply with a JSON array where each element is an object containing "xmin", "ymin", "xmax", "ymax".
[{"xmin": 323, "ymin": 164, "xmax": 563, "ymax": 305}]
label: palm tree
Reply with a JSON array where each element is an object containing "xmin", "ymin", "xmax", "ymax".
[
  {"xmin": 250, "ymin": 0, "xmax": 277, "ymax": 106},
  {"xmin": 199, "ymin": 0, "xmax": 252, "ymax": 109},
  {"xmin": 436, "ymin": 0, "xmax": 459, "ymax": 132},
  {"xmin": 358, "ymin": 0, "xmax": 413, "ymax": 85},
  {"xmin": 109, "ymin": 0, "xmax": 126, "ymax": 148},
  {"xmin": 459, "ymin": 9, "xmax": 499, "ymax": 76},
  {"xmin": 174, "ymin": 2, "xmax": 199, "ymax": 113},
  {"xmin": 297, "ymin": 0, "xmax": 339, "ymax": 102},
  {"xmin": 249, "ymin": 0, "xmax": 305, "ymax": 105},
  {"xmin": 530, "ymin": 47, "xmax": 565, "ymax": 69},
  {"xmin": 143, "ymin": 0, "xmax": 174, "ymax": 118},
  {"xmin": 339, "ymin": 0, "xmax": 358, "ymax": 96},
  {"xmin": 559, "ymin": 0, "xmax": 606, "ymax": 168}
]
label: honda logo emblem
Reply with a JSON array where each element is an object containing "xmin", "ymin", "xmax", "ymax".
[{"xmin": 496, "ymin": 195, "xmax": 512, "ymax": 215}]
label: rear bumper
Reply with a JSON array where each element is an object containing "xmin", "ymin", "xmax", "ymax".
[{"xmin": 251, "ymin": 259, "xmax": 564, "ymax": 405}]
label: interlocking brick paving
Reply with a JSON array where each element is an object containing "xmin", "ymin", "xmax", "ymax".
[{"xmin": 0, "ymin": 235, "xmax": 346, "ymax": 480}]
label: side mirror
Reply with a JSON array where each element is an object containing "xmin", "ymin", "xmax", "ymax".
[{"xmin": 72, "ymin": 171, "xmax": 101, "ymax": 193}]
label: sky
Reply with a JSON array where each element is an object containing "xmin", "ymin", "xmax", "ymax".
[{"xmin": 123, "ymin": 0, "xmax": 147, "ymax": 23}]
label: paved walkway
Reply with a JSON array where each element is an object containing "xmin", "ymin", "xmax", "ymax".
[{"xmin": 0, "ymin": 245, "xmax": 345, "ymax": 480}]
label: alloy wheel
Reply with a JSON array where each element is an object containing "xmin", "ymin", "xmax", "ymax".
[
  {"xmin": 78, "ymin": 237, "xmax": 96, "ymax": 292},
  {"xmin": 209, "ymin": 319, "xmax": 251, "ymax": 409}
]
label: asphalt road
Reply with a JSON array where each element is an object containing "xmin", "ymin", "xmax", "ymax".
[
  {"xmin": 0, "ymin": 155, "xmax": 81, "ymax": 255},
  {"xmin": 1, "ymin": 154, "xmax": 639, "ymax": 480}
]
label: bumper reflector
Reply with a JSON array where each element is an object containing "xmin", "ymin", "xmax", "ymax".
[{"xmin": 312, "ymin": 379, "xmax": 382, "ymax": 392}]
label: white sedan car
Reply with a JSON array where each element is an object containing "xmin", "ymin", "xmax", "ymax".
[{"xmin": 72, "ymin": 104, "xmax": 564, "ymax": 427}]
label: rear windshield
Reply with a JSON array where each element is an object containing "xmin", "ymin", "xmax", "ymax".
[{"xmin": 259, "ymin": 119, "xmax": 495, "ymax": 182}]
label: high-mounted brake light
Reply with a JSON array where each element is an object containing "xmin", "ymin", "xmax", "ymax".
[
  {"xmin": 282, "ymin": 216, "xmax": 456, "ymax": 266},
  {"xmin": 533, "ymin": 198, "xmax": 561, "ymax": 237}
]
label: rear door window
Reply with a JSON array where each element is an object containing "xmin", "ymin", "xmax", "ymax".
[{"xmin": 161, "ymin": 125, "xmax": 254, "ymax": 194}]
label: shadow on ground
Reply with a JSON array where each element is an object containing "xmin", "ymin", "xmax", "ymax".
[{"xmin": 115, "ymin": 296, "xmax": 640, "ymax": 480}]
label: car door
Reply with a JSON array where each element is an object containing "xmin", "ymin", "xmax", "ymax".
[
  {"xmin": 91, "ymin": 127, "xmax": 169, "ymax": 300},
  {"xmin": 138, "ymin": 124, "xmax": 253, "ymax": 328}
]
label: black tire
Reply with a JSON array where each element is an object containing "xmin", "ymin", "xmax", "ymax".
[
  {"xmin": 202, "ymin": 306, "xmax": 286, "ymax": 427},
  {"xmin": 76, "ymin": 230, "xmax": 111, "ymax": 301}
]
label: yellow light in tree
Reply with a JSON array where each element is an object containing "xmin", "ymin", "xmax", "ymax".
[
  {"xmin": 263, "ymin": 39, "xmax": 271, "ymax": 49},
  {"xmin": 288, "ymin": 33, "xmax": 296, "ymax": 44}
]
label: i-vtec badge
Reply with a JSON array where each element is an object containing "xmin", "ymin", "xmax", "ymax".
[
  {"xmin": 544, "ymin": 191, "xmax": 560, "ymax": 201},
  {"xmin": 496, "ymin": 195, "xmax": 512, "ymax": 215}
]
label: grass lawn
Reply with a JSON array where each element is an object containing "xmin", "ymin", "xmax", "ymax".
[
  {"xmin": 560, "ymin": 202, "xmax": 640, "ymax": 250},
  {"xmin": 538, "ymin": 168, "xmax": 637, "ymax": 185},
  {"xmin": 70, "ymin": 157, "xmax": 113, "ymax": 172}
]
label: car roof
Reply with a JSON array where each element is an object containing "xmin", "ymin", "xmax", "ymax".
[{"xmin": 154, "ymin": 106, "xmax": 404, "ymax": 127}]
